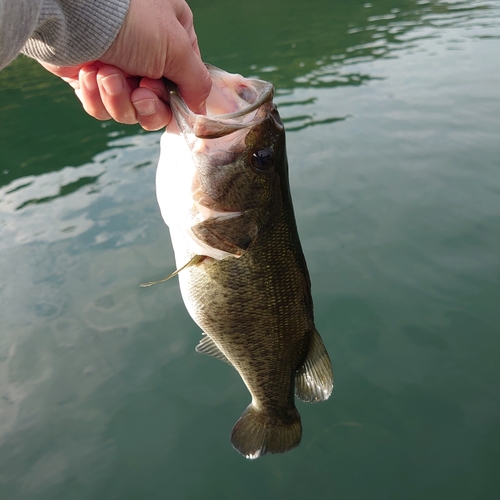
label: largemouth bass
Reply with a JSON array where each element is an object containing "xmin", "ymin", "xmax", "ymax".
[{"xmin": 152, "ymin": 65, "xmax": 333, "ymax": 459}]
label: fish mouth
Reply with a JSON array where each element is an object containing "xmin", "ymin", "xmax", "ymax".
[{"xmin": 165, "ymin": 64, "xmax": 276, "ymax": 139}]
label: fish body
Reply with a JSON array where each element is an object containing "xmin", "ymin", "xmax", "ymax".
[{"xmin": 155, "ymin": 65, "xmax": 333, "ymax": 458}]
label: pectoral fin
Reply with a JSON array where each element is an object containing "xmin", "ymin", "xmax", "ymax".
[
  {"xmin": 192, "ymin": 213, "xmax": 259, "ymax": 257},
  {"xmin": 139, "ymin": 254, "xmax": 205, "ymax": 287},
  {"xmin": 195, "ymin": 334, "xmax": 233, "ymax": 366},
  {"xmin": 295, "ymin": 329, "xmax": 334, "ymax": 403}
]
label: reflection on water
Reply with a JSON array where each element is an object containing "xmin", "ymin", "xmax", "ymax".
[
  {"xmin": 281, "ymin": 114, "xmax": 348, "ymax": 132},
  {"xmin": 0, "ymin": 0, "xmax": 499, "ymax": 498},
  {"xmin": 0, "ymin": 134, "xmax": 159, "ymax": 249},
  {"xmin": 265, "ymin": 0, "xmax": 500, "ymax": 131},
  {"xmin": 15, "ymin": 174, "xmax": 103, "ymax": 211}
]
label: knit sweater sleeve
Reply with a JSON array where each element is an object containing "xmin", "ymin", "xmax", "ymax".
[{"xmin": 0, "ymin": 0, "xmax": 129, "ymax": 70}]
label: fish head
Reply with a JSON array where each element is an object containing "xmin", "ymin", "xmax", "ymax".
[
  {"xmin": 158, "ymin": 66, "xmax": 289, "ymax": 260},
  {"xmin": 191, "ymin": 100, "xmax": 286, "ymax": 215}
]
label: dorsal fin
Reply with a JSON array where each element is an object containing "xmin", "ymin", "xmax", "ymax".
[
  {"xmin": 195, "ymin": 335, "xmax": 233, "ymax": 365},
  {"xmin": 295, "ymin": 329, "xmax": 333, "ymax": 403}
]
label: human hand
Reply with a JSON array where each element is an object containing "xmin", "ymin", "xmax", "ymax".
[
  {"xmin": 41, "ymin": 0, "xmax": 211, "ymax": 130},
  {"xmin": 42, "ymin": 61, "xmax": 175, "ymax": 130}
]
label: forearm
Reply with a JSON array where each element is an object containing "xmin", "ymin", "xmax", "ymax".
[{"xmin": 0, "ymin": 0, "xmax": 129, "ymax": 71}]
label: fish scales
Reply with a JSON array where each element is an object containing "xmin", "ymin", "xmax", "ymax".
[
  {"xmin": 186, "ymin": 210, "xmax": 312, "ymax": 400},
  {"xmin": 153, "ymin": 64, "xmax": 334, "ymax": 459}
]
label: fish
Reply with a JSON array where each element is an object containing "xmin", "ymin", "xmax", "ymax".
[{"xmin": 149, "ymin": 64, "xmax": 333, "ymax": 459}]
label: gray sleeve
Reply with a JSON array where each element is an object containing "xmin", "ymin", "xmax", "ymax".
[
  {"xmin": 0, "ymin": 0, "xmax": 42, "ymax": 70},
  {"xmin": 0, "ymin": 0, "xmax": 130, "ymax": 71}
]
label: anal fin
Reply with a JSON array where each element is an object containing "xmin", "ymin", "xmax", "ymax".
[
  {"xmin": 295, "ymin": 329, "xmax": 334, "ymax": 403},
  {"xmin": 196, "ymin": 334, "xmax": 233, "ymax": 366}
]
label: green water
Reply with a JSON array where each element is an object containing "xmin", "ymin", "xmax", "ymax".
[{"xmin": 1, "ymin": 0, "xmax": 499, "ymax": 498}]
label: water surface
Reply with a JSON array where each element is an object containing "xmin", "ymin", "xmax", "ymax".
[{"xmin": 0, "ymin": 1, "xmax": 499, "ymax": 498}]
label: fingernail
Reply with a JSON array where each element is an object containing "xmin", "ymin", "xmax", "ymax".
[
  {"xmin": 82, "ymin": 71, "xmax": 97, "ymax": 92},
  {"xmin": 100, "ymin": 74, "xmax": 124, "ymax": 95},
  {"xmin": 133, "ymin": 98, "xmax": 157, "ymax": 116}
]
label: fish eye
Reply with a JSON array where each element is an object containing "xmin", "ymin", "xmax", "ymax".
[{"xmin": 251, "ymin": 147, "xmax": 274, "ymax": 171}]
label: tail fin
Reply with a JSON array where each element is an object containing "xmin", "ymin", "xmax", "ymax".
[{"xmin": 230, "ymin": 404, "xmax": 302, "ymax": 459}]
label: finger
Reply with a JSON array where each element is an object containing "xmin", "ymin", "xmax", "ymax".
[
  {"xmin": 139, "ymin": 77, "xmax": 170, "ymax": 103},
  {"xmin": 131, "ymin": 86, "xmax": 172, "ymax": 131},
  {"xmin": 96, "ymin": 66, "xmax": 138, "ymax": 124},
  {"xmin": 175, "ymin": 4, "xmax": 201, "ymax": 58},
  {"xmin": 187, "ymin": 25, "xmax": 201, "ymax": 58},
  {"xmin": 163, "ymin": 24, "xmax": 211, "ymax": 114},
  {"xmin": 78, "ymin": 65, "xmax": 112, "ymax": 120},
  {"xmin": 64, "ymin": 77, "xmax": 80, "ymax": 91},
  {"xmin": 39, "ymin": 61, "xmax": 87, "ymax": 79}
]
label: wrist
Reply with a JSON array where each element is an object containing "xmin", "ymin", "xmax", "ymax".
[{"xmin": 22, "ymin": 0, "xmax": 130, "ymax": 67}]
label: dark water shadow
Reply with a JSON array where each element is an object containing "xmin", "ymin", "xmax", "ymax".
[{"xmin": 16, "ymin": 174, "xmax": 102, "ymax": 210}]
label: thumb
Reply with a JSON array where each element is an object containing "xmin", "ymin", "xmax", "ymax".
[{"xmin": 163, "ymin": 27, "xmax": 211, "ymax": 114}]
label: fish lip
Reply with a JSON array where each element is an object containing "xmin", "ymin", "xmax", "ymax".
[
  {"xmin": 165, "ymin": 64, "xmax": 275, "ymax": 139},
  {"xmin": 202, "ymin": 64, "xmax": 275, "ymax": 121}
]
